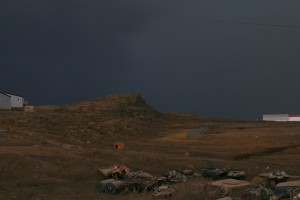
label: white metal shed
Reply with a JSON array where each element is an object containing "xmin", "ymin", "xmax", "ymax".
[{"xmin": 0, "ymin": 93, "xmax": 11, "ymax": 109}]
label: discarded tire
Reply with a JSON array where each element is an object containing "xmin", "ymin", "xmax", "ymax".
[
  {"xmin": 96, "ymin": 179, "xmax": 115, "ymax": 192},
  {"xmin": 104, "ymin": 180, "xmax": 124, "ymax": 195}
]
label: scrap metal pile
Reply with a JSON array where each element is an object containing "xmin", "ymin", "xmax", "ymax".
[
  {"xmin": 202, "ymin": 162, "xmax": 246, "ymax": 180},
  {"xmin": 96, "ymin": 163, "xmax": 300, "ymax": 200},
  {"xmin": 96, "ymin": 164, "xmax": 193, "ymax": 198}
]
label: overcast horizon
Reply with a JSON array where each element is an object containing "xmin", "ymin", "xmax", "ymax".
[{"xmin": 1, "ymin": 0, "xmax": 300, "ymax": 120}]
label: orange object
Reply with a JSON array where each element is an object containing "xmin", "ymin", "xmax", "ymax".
[{"xmin": 114, "ymin": 142, "xmax": 125, "ymax": 150}]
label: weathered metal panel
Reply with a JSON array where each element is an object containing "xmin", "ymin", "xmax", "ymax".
[
  {"xmin": 0, "ymin": 93, "xmax": 11, "ymax": 109},
  {"xmin": 263, "ymin": 114, "xmax": 289, "ymax": 122},
  {"xmin": 210, "ymin": 179, "xmax": 250, "ymax": 188}
]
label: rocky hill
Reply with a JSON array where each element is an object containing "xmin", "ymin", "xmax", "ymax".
[{"xmin": 0, "ymin": 92, "xmax": 210, "ymax": 148}]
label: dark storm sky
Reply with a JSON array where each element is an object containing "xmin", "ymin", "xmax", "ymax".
[{"xmin": 1, "ymin": 0, "xmax": 300, "ymax": 119}]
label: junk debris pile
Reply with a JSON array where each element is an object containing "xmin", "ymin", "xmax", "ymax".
[
  {"xmin": 96, "ymin": 164, "xmax": 194, "ymax": 198},
  {"xmin": 202, "ymin": 162, "xmax": 246, "ymax": 180},
  {"xmin": 96, "ymin": 163, "xmax": 300, "ymax": 200},
  {"xmin": 227, "ymin": 168, "xmax": 246, "ymax": 180},
  {"xmin": 259, "ymin": 170, "xmax": 291, "ymax": 188}
]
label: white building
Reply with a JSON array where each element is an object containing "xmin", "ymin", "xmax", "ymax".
[
  {"xmin": 288, "ymin": 115, "xmax": 300, "ymax": 121},
  {"xmin": 263, "ymin": 114, "xmax": 300, "ymax": 122},
  {"xmin": 5, "ymin": 93, "xmax": 25, "ymax": 108},
  {"xmin": 263, "ymin": 114, "xmax": 289, "ymax": 122},
  {"xmin": 0, "ymin": 92, "xmax": 11, "ymax": 109},
  {"xmin": 0, "ymin": 92, "xmax": 25, "ymax": 109}
]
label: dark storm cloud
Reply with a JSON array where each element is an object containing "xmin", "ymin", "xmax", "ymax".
[
  {"xmin": 0, "ymin": 0, "xmax": 152, "ymax": 103},
  {"xmin": 126, "ymin": 0, "xmax": 300, "ymax": 119},
  {"xmin": 1, "ymin": 0, "xmax": 300, "ymax": 119}
]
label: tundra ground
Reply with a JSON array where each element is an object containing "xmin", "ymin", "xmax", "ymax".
[{"xmin": 1, "ymin": 94, "xmax": 299, "ymax": 200}]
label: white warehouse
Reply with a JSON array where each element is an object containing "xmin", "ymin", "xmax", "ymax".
[
  {"xmin": 288, "ymin": 115, "xmax": 300, "ymax": 121},
  {"xmin": 0, "ymin": 93, "xmax": 11, "ymax": 110},
  {"xmin": 0, "ymin": 92, "xmax": 25, "ymax": 110},
  {"xmin": 5, "ymin": 93, "xmax": 25, "ymax": 108},
  {"xmin": 263, "ymin": 114, "xmax": 300, "ymax": 122}
]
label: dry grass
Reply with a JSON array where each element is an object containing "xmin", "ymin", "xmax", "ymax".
[{"xmin": 1, "ymin": 94, "xmax": 300, "ymax": 199}]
